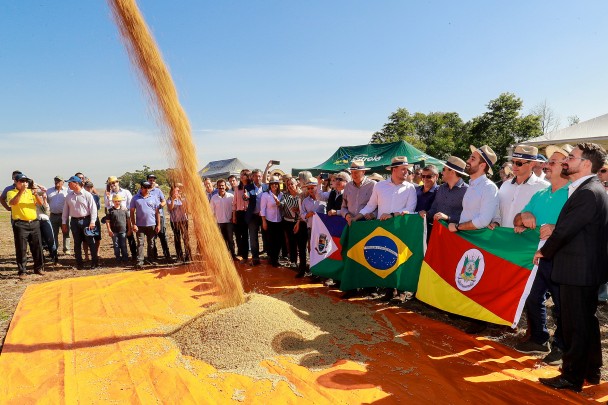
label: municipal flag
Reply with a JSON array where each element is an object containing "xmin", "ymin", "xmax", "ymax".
[
  {"xmin": 416, "ymin": 221, "xmax": 539, "ymax": 327},
  {"xmin": 340, "ymin": 214, "xmax": 426, "ymax": 291},
  {"xmin": 310, "ymin": 213, "xmax": 348, "ymax": 279}
]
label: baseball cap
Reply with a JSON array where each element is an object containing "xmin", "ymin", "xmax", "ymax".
[{"xmin": 67, "ymin": 176, "xmax": 83, "ymax": 184}]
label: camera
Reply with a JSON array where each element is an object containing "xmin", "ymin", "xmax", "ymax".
[
  {"xmin": 320, "ymin": 173, "xmax": 329, "ymax": 180},
  {"xmin": 270, "ymin": 160, "xmax": 280, "ymax": 165}
]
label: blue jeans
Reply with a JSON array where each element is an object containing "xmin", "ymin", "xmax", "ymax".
[
  {"xmin": 112, "ymin": 232, "xmax": 129, "ymax": 261},
  {"xmin": 525, "ymin": 258, "xmax": 563, "ymax": 350},
  {"xmin": 70, "ymin": 217, "xmax": 97, "ymax": 266},
  {"xmin": 39, "ymin": 219, "xmax": 57, "ymax": 259}
]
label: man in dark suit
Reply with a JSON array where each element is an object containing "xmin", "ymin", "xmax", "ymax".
[
  {"xmin": 535, "ymin": 142, "xmax": 608, "ymax": 393},
  {"xmin": 244, "ymin": 169, "xmax": 268, "ymax": 266}
]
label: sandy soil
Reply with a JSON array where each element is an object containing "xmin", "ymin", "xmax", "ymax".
[{"xmin": 1, "ymin": 209, "xmax": 607, "ymax": 379}]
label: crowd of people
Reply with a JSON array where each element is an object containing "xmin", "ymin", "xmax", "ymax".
[{"xmin": 2, "ymin": 141, "xmax": 608, "ymax": 394}]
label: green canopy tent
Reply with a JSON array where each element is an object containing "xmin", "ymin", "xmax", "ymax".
[{"xmin": 291, "ymin": 141, "xmax": 445, "ymax": 176}]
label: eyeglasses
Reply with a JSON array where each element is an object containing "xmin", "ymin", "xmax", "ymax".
[
  {"xmin": 513, "ymin": 161, "xmax": 530, "ymax": 167},
  {"xmin": 420, "ymin": 174, "xmax": 435, "ymax": 179},
  {"xmin": 335, "ymin": 178, "xmax": 345, "ymax": 182},
  {"xmin": 18, "ymin": 179, "xmax": 28, "ymax": 183},
  {"xmin": 600, "ymin": 169, "xmax": 608, "ymax": 173},
  {"xmin": 566, "ymin": 154, "xmax": 588, "ymax": 161},
  {"xmin": 547, "ymin": 160, "xmax": 563, "ymax": 166}
]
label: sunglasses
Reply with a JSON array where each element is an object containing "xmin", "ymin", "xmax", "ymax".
[
  {"xmin": 420, "ymin": 174, "xmax": 435, "ymax": 179},
  {"xmin": 335, "ymin": 178, "xmax": 345, "ymax": 182},
  {"xmin": 513, "ymin": 161, "xmax": 530, "ymax": 167},
  {"xmin": 18, "ymin": 179, "xmax": 28, "ymax": 183},
  {"xmin": 600, "ymin": 169, "xmax": 608, "ymax": 174}
]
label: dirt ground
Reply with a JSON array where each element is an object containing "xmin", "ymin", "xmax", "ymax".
[{"xmin": 1, "ymin": 208, "xmax": 607, "ymax": 380}]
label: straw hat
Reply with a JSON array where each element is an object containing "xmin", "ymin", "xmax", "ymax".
[
  {"xmin": 107, "ymin": 176, "xmax": 119, "ymax": 184},
  {"xmin": 305, "ymin": 178, "xmax": 318, "ymax": 186},
  {"xmin": 469, "ymin": 145, "xmax": 497, "ymax": 175},
  {"xmin": 368, "ymin": 173, "xmax": 384, "ymax": 182},
  {"xmin": 443, "ymin": 156, "xmax": 468, "ymax": 176},
  {"xmin": 349, "ymin": 160, "xmax": 371, "ymax": 171},
  {"xmin": 268, "ymin": 176, "xmax": 281, "ymax": 184},
  {"xmin": 510, "ymin": 144, "xmax": 539, "ymax": 161},
  {"xmin": 545, "ymin": 143, "xmax": 574, "ymax": 159},
  {"xmin": 385, "ymin": 156, "xmax": 409, "ymax": 171},
  {"xmin": 112, "ymin": 194, "xmax": 124, "ymax": 202}
]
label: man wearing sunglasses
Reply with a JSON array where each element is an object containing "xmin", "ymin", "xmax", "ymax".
[
  {"xmin": 414, "ymin": 165, "xmax": 439, "ymax": 213},
  {"xmin": 536, "ymin": 143, "xmax": 608, "ymax": 393},
  {"xmin": 597, "ymin": 161, "xmax": 608, "ymax": 191},
  {"xmin": 7, "ymin": 174, "xmax": 45, "ymax": 279},
  {"xmin": 492, "ymin": 145, "xmax": 549, "ymax": 229}
]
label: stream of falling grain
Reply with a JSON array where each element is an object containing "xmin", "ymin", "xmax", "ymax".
[{"xmin": 108, "ymin": 0, "xmax": 244, "ymax": 307}]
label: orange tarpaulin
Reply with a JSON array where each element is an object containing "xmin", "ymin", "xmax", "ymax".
[{"xmin": 1, "ymin": 263, "xmax": 607, "ymax": 404}]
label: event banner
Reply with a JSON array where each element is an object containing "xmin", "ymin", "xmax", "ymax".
[
  {"xmin": 416, "ymin": 221, "xmax": 540, "ymax": 327},
  {"xmin": 339, "ymin": 214, "xmax": 426, "ymax": 292},
  {"xmin": 310, "ymin": 213, "xmax": 348, "ymax": 280}
]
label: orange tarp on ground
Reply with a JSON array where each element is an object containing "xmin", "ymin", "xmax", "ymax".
[{"xmin": 1, "ymin": 263, "xmax": 607, "ymax": 404}]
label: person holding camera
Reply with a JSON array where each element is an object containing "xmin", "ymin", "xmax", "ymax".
[
  {"xmin": 7, "ymin": 174, "xmax": 45, "ymax": 279},
  {"xmin": 62, "ymin": 176, "xmax": 99, "ymax": 269}
]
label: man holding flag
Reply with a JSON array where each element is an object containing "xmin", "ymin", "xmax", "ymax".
[{"xmin": 536, "ymin": 143, "xmax": 608, "ymax": 393}]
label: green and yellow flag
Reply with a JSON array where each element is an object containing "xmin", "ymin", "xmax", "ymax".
[{"xmin": 340, "ymin": 215, "xmax": 426, "ymax": 291}]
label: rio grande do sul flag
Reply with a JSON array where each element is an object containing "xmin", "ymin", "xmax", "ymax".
[
  {"xmin": 416, "ymin": 221, "xmax": 540, "ymax": 327},
  {"xmin": 340, "ymin": 214, "xmax": 426, "ymax": 292},
  {"xmin": 310, "ymin": 213, "xmax": 348, "ymax": 280}
]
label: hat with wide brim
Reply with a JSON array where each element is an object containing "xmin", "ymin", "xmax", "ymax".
[
  {"xmin": 545, "ymin": 143, "xmax": 573, "ymax": 160},
  {"xmin": 368, "ymin": 173, "xmax": 384, "ymax": 182},
  {"xmin": 305, "ymin": 178, "xmax": 318, "ymax": 186},
  {"xmin": 112, "ymin": 194, "xmax": 124, "ymax": 202},
  {"xmin": 469, "ymin": 145, "xmax": 497, "ymax": 175},
  {"xmin": 107, "ymin": 176, "xmax": 119, "ymax": 183},
  {"xmin": 349, "ymin": 159, "xmax": 371, "ymax": 171},
  {"xmin": 443, "ymin": 156, "xmax": 469, "ymax": 176},
  {"xmin": 268, "ymin": 176, "xmax": 281, "ymax": 184},
  {"xmin": 510, "ymin": 144, "xmax": 539, "ymax": 161},
  {"xmin": 385, "ymin": 156, "xmax": 410, "ymax": 170}
]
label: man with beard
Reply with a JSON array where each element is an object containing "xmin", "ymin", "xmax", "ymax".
[
  {"xmin": 512, "ymin": 144, "xmax": 571, "ymax": 364},
  {"xmin": 537, "ymin": 143, "xmax": 608, "ymax": 393},
  {"xmin": 448, "ymin": 145, "xmax": 499, "ymax": 334}
]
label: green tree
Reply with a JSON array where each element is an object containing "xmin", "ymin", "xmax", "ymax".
[
  {"xmin": 460, "ymin": 93, "xmax": 542, "ymax": 168},
  {"xmin": 118, "ymin": 165, "xmax": 173, "ymax": 195},
  {"xmin": 370, "ymin": 108, "xmax": 425, "ymax": 150}
]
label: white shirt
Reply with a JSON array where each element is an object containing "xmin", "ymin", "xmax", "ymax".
[
  {"xmin": 46, "ymin": 186, "xmax": 69, "ymax": 215},
  {"xmin": 62, "ymin": 189, "xmax": 98, "ymax": 226},
  {"xmin": 359, "ymin": 179, "xmax": 417, "ymax": 218},
  {"xmin": 460, "ymin": 175, "xmax": 499, "ymax": 229},
  {"xmin": 210, "ymin": 193, "xmax": 234, "ymax": 223},
  {"xmin": 260, "ymin": 192, "xmax": 283, "ymax": 223},
  {"xmin": 496, "ymin": 173, "xmax": 549, "ymax": 227},
  {"xmin": 105, "ymin": 188, "xmax": 133, "ymax": 211},
  {"xmin": 568, "ymin": 174, "xmax": 596, "ymax": 197}
]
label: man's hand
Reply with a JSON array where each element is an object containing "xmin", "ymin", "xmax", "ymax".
[
  {"xmin": 305, "ymin": 212, "xmax": 315, "ymax": 219},
  {"xmin": 345, "ymin": 213, "xmax": 353, "ymax": 225},
  {"xmin": 487, "ymin": 221, "xmax": 500, "ymax": 230},
  {"xmin": 132, "ymin": 224, "xmax": 139, "ymax": 233},
  {"xmin": 418, "ymin": 210, "xmax": 426, "ymax": 218},
  {"xmin": 155, "ymin": 225, "xmax": 160, "ymax": 234},
  {"xmin": 363, "ymin": 213, "xmax": 375, "ymax": 221},
  {"xmin": 533, "ymin": 250, "xmax": 544, "ymax": 265},
  {"xmin": 539, "ymin": 224, "xmax": 555, "ymax": 240},
  {"xmin": 520, "ymin": 212, "xmax": 537, "ymax": 229},
  {"xmin": 62, "ymin": 224, "xmax": 68, "ymax": 234},
  {"xmin": 434, "ymin": 212, "xmax": 448, "ymax": 222},
  {"xmin": 379, "ymin": 213, "xmax": 392, "ymax": 221},
  {"xmin": 262, "ymin": 221, "xmax": 268, "ymax": 231},
  {"xmin": 108, "ymin": 230, "xmax": 114, "ymax": 238},
  {"xmin": 448, "ymin": 223, "xmax": 458, "ymax": 233},
  {"xmin": 327, "ymin": 209, "xmax": 337, "ymax": 216},
  {"xmin": 513, "ymin": 225, "xmax": 526, "ymax": 234},
  {"xmin": 88, "ymin": 223, "xmax": 96, "ymax": 230}
]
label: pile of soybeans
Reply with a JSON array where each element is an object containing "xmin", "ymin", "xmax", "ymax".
[{"xmin": 171, "ymin": 291, "xmax": 408, "ymax": 383}]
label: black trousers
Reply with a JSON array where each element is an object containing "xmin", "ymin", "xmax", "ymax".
[
  {"xmin": 13, "ymin": 220, "xmax": 44, "ymax": 274},
  {"xmin": 234, "ymin": 210, "xmax": 249, "ymax": 259},
  {"xmin": 283, "ymin": 220, "xmax": 307, "ymax": 271},
  {"xmin": 218, "ymin": 222, "xmax": 235, "ymax": 257},
  {"xmin": 171, "ymin": 220, "xmax": 192, "ymax": 261},
  {"xmin": 559, "ymin": 284, "xmax": 602, "ymax": 386},
  {"xmin": 266, "ymin": 221, "xmax": 283, "ymax": 266},
  {"xmin": 152, "ymin": 215, "xmax": 171, "ymax": 259}
]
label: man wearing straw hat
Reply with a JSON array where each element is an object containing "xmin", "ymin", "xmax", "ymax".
[
  {"xmin": 340, "ymin": 160, "xmax": 375, "ymax": 225},
  {"xmin": 421, "ymin": 156, "xmax": 469, "ymax": 236},
  {"xmin": 493, "ymin": 145, "xmax": 549, "ymax": 229},
  {"xmin": 512, "ymin": 144, "xmax": 571, "ymax": 364},
  {"xmin": 448, "ymin": 145, "xmax": 499, "ymax": 234},
  {"xmin": 353, "ymin": 156, "xmax": 417, "ymax": 222}
]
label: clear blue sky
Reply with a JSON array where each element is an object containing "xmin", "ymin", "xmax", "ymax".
[{"xmin": 1, "ymin": 1, "xmax": 606, "ymax": 187}]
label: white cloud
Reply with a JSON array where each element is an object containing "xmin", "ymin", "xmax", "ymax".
[{"xmin": 0, "ymin": 125, "xmax": 372, "ymax": 187}]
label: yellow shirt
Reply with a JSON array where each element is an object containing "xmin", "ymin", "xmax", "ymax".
[{"xmin": 7, "ymin": 189, "xmax": 38, "ymax": 221}]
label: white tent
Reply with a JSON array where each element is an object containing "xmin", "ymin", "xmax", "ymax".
[
  {"xmin": 523, "ymin": 113, "xmax": 608, "ymax": 149},
  {"xmin": 198, "ymin": 158, "xmax": 254, "ymax": 181}
]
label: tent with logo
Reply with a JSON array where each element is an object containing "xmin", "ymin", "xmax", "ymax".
[
  {"xmin": 291, "ymin": 141, "xmax": 445, "ymax": 176},
  {"xmin": 198, "ymin": 158, "xmax": 254, "ymax": 181}
]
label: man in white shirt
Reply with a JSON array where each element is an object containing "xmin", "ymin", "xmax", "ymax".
[
  {"xmin": 492, "ymin": 145, "xmax": 549, "ymax": 228},
  {"xmin": 47, "ymin": 175, "xmax": 71, "ymax": 255},
  {"xmin": 211, "ymin": 179, "xmax": 235, "ymax": 258},
  {"xmin": 353, "ymin": 156, "xmax": 417, "ymax": 222}
]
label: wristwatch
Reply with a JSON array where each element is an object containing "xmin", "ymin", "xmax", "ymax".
[
  {"xmin": 455, "ymin": 223, "xmax": 460, "ymax": 231},
  {"xmin": 390, "ymin": 212, "xmax": 395, "ymax": 217}
]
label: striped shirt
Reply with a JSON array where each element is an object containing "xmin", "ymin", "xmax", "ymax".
[{"xmin": 281, "ymin": 193, "xmax": 300, "ymax": 221}]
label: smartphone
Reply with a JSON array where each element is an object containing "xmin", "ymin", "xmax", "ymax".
[
  {"xmin": 320, "ymin": 173, "xmax": 329, "ymax": 180},
  {"xmin": 270, "ymin": 160, "xmax": 280, "ymax": 165}
]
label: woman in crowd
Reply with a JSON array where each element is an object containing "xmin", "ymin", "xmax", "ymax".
[
  {"xmin": 232, "ymin": 169, "xmax": 250, "ymax": 263},
  {"xmin": 281, "ymin": 177, "xmax": 307, "ymax": 275},
  {"xmin": 260, "ymin": 176, "xmax": 283, "ymax": 267},
  {"xmin": 167, "ymin": 183, "xmax": 191, "ymax": 263}
]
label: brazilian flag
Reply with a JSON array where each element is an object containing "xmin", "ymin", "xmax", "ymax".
[{"xmin": 340, "ymin": 214, "xmax": 426, "ymax": 292}]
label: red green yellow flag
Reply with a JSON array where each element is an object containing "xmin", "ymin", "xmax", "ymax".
[{"xmin": 416, "ymin": 221, "xmax": 540, "ymax": 327}]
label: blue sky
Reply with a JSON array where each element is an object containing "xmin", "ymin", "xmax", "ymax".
[{"xmin": 1, "ymin": 1, "xmax": 606, "ymax": 187}]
